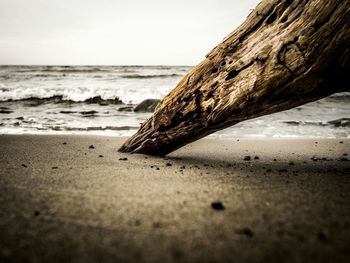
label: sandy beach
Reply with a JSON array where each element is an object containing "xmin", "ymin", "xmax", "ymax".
[{"xmin": 0, "ymin": 135, "xmax": 349, "ymax": 263}]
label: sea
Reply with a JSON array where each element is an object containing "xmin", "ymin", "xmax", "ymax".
[{"xmin": 0, "ymin": 65, "xmax": 349, "ymax": 139}]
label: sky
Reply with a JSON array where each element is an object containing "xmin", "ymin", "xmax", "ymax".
[{"xmin": 0, "ymin": 0, "xmax": 260, "ymax": 65}]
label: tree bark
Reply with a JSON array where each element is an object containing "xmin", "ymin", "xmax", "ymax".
[{"xmin": 119, "ymin": 0, "xmax": 350, "ymax": 156}]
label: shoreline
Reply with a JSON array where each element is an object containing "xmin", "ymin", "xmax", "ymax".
[{"xmin": 0, "ymin": 135, "xmax": 349, "ymax": 262}]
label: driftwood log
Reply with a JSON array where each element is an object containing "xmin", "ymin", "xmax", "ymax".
[{"xmin": 119, "ymin": 0, "xmax": 350, "ymax": 156}]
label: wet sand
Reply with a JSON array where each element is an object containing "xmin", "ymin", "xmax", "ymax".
[{"xmin": 0, "ymin": 135, "xmax": 349, "ymax": 263}]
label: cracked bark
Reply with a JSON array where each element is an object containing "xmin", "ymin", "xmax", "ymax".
[{"xmin": 119, "ymin": 0, "xmax": 350, "ymax": 156}]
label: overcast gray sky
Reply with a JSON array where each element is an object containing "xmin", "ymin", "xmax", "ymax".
[{"xmin": 0, "ymin": 0, "xmax": 260, "ymax": 65}]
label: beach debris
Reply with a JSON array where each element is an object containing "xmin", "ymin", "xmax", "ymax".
[
  {"xmin": 254, "ymin": 156, "xmax": 259, "ymax": 160},
  {"xmin": 166, "ymin": 163, "xmax": 172, "ymax": 166},
  {"xmin": 52, "ymin": 166, "xmax": 58, "ymax": 169},
  {"xmin": 119, "ymin": 157, "xmax": 128, "ymax": 161},
  {"xmin": 211, "ymin": 201, "xmax": 225, "ymax": 210},
  {"xmin": 99, "ymin": 155, "xmax": 104, "ymax": 158},
  {"xmin": 21, "ymin": 164, "xmax": 27, "ymax": 168},
  {"xmin": 89, "ymin": 145, "xmax": 95, "ymax": 149},
  {"xmin": 153, "ymin": 222, "xmax": 162, "ymax": 228},
  {"xmin": 243, "ymin": 156, "xmax": 251, "ymax": 161},
  {"xmin": 63, "ymin": 142, "xmax": 67, "ymax": 145},
  {"xmin": 317, "ymin": 232, "xmax": 327, "ymax": 241},
  {"xmin": 236, "ymin": 228, "xmax": 254, "ymax": 238}
]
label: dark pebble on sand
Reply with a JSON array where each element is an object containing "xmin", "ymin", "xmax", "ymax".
[
  {"xmin": 99, "ymin": 155, "xmax": 104, "ymax": 158},
  {"xmin": 243, "ymin": 156, "xmax": 251, "ymax": 161},
  {"xmin": 153, "ymin": 222, "xmax": 162, "ymax": 228},
  {"xmin": 34, "ymin": 211, "xmax": 40, "ymax": 216},
  {"xmin": 63, "ymin": 142, "xmax": 67, "ymax": 145},
  {"xmin": 317, "ymin": 232, "xmax": 327, "ymax": 241},
  {"xmin": 273, "ymin": 158, "xmax": 277, "ymax": 161},
  {"xmin": 236, "ymin": 228, "xmax": 254, "ymax": 237},
  {"xmin": 180, "ymin": 166, "xmax": 186, "ymax": 169},
  {"xmin": 52, "ymin": 166, "xmax": 58, "ymax": 169},
  {"xmin": 254, "ymin": 156, "xmax": 259, "ymax": 160},
  {"xmin": 211, "ymin": 201, "xmax": 225, "ymax": 210},
  {"xmin": 119, "ymin": 157, "xmax": 128, "ymax": 161},
  {"xmin": 89, "ymin": 145, "xmax": 95, "ymax": 149},
  {"xmin": 22, "ymin": 164, "xmax": 27, "ymax": 168},
  {"xmin": 289, "ymin": 162, "xmax": 295, "ymax": 166},
  {"xmin": 339, "ymin": 141, "xmax": 343, "ymax": 144},
  {"xmin": 166, "ymin": 163, "xmax": 172, "ymax": 166},
  {"xmin": 266, "ymin": 169, "xmax": 272, "ymax": 172},
  {"xmin": 343, "ymin": 153, "xmax": 348, "ymax": 156},
  {"xmin": 278, "ymin": 169, "xmax": 288, "ymax": 173},
  {"xmin": 156, "ymin": 167, "xmax": 160, "ymax": 170},
  {"xmin": 340, "ymin": 157, "xmax": 348, "ymax": 162}
]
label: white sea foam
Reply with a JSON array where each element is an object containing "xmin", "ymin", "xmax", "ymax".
[{"xmin": 0, "ymin": 65, "xmax": 349, "ymax": 138}]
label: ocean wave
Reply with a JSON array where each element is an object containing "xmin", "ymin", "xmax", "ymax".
[
  {"xmin": 283, "ymin": 118, "xmax": 350, "ymax": 128},
  {"xmin": 120, "ymin": 73, "xmax": 181, "ymax": 79},
  {"xmin": 33, "ymin": 126, "xmax": 138, "ymax": 132},
  {"xmin": 1, "ymin": 95, "xmax": 123, "ymax": 106}
]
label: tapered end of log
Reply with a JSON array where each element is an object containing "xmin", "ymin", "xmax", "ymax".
[{"xmin": 118, "ymin": 119, "xmax": 165, "ymax": 156}]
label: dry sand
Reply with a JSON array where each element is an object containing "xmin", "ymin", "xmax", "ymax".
[{"xmin": 0, "ymin": 135, "xmax": 349, "ymax": 263}]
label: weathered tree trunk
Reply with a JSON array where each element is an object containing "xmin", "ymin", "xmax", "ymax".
[{"xmin": 119, "ymin": 0, "xmax": 350, "ymax": 156}]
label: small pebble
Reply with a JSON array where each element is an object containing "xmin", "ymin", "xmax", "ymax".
[
  {"xmin": 339, "ymin": 141, "xmax": 343, "ymax": 144},
  {"xmin": 99, "ymin": 155, "xmax": 104, "ymax": 158},
  {"xmin": 22, "ymin": 164, "xmax": 27, "ymax": 168},
  {"xmin": 52, "ymin": 166, "xmax": 58, "ymax": 169},
  {"xmin": 211, "ymin": 201, "xmax": 225, "ymax": 210},
  {"xmin": 156, "ymin": 167, "xmax": 160, "ymax": 170},
  {"xmin": 63, "ymin": 142, "xmax": 67, "ymax": 145},
  {"xmin": 237, "ymin": 228, "xmax": 253, "ymax": 237},
  {"xmin": 34, "ymin": 211, "xmax": 40, "ymax": 216},
  {"xmin": 317, "ymin": 232, "xmax": 327, "ymax": 241},
  {"xmin": 153, "ymin": 222, "xmax": 161, "ymax": 228},
  {"xmin": 289, "ymin": 162, "xmax": 295, "ymax": 166},
  {"xmin": 119, "ymin": 157, "xmax": 128, "ymax": 161},
  {"xmin": 254, "ymin": 156, "xmax": 259, "ymax": 160},
  {"xmin": 89, "ymin": 145, "xmax": 95, "ymax": 149},
  {"xmin": 243, "ymin": 156, "xmax": 251, "ymax": 161},
  {"xmin": 166, "ymin": 163, "xmax": 172, "ymax": 166}
]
